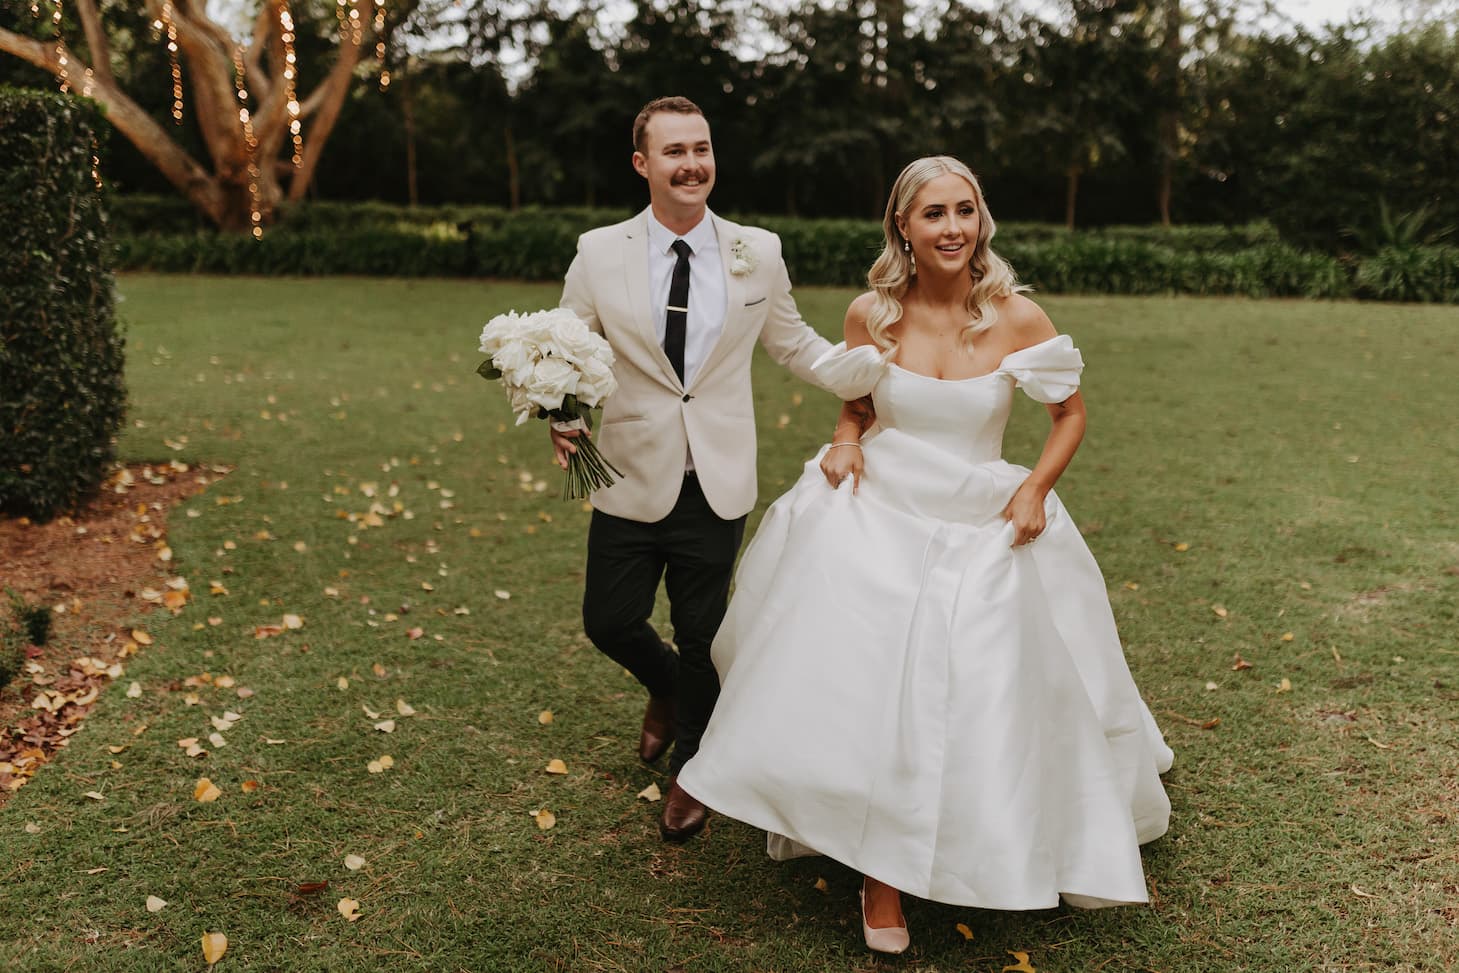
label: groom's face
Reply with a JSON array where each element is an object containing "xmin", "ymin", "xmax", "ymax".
[{"xmin": 633, "ymin": 112, "xmax": 716, "ymax": 213}]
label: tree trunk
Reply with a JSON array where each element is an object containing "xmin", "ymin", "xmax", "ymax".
[
  {"xmin": 504, "ymin": 124, "xmax": 520, "ymax": 210},
  {"xmin": 1157, "ymin": 0, "xmax": 1182, "ymax": 227},
  {"xmin": 402, "ymin": 68, "xmax": 418, "ymax": 207},
  {"xmin": 3, "ymin": 0, "xmax": 376, "ymax": 232},
  {"xmin": 1064, "ymin": 164, "xmax": 1082, "ymax": 230}
]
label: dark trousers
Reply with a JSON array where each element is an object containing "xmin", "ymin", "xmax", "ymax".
[{"xmin": 582, "ymin": 473, "xmax": 746, "ymax": 775}]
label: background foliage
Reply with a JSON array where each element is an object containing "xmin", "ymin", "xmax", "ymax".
[
  {"xmin": 0, "ymin": 87, "xmax": 126, "ymax": 522},
  {"xmin": 2, "ymin": 1, "xmax": 1456, "ymax": 249}
]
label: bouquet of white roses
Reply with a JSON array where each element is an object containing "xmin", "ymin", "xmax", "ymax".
[{"xmin": 477, "ymin": 307, "xmax": 624, "ymax": 500}]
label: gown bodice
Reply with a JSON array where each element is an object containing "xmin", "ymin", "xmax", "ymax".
[
  {"xmin": 874, "ymin": 367, "xmax": 1016, "ymax": 465},
  {"xmin": 811, "ymin": 335, "xmax": 1085, "ymax": 466}
]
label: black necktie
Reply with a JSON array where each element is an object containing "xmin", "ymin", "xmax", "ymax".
[{"xmin": 665, "ymin": 239, "xmax": 692, "ymax": 384}]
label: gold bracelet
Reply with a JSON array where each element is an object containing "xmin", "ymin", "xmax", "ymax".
[{"xmin": 826, "ymin": 442, "xmax": 862, "ymax": 451}]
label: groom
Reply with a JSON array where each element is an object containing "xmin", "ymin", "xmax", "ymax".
[{"xmin": 552, "ymin": 96, "xmax": 835, "ymax": 842}]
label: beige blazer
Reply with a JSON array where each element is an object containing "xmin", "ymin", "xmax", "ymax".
[{"xmin": 561, "ymin": 209, "xmax": 833, "ymax": 522}]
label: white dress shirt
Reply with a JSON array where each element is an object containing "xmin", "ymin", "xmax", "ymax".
[{"xmin": 646, "ymin": 210, "xmax": 726, "ymax": 389}]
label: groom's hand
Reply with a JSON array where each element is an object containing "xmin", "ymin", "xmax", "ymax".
[{"xmin": 550, "ymin": 426, "xmax": 583, "ymax": 471}]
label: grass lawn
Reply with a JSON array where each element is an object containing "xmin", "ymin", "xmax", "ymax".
[{"xmin": 4, "ymin": 274, "xmax": 1458, "ymax": 972}]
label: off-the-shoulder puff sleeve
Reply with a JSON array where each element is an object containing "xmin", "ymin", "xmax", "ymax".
[
  {"xmin": 810, "ymin": 341, "xmax": 891, "ymax": 400},
  {"xmin": 998, "ymin": 334, "xmax": 1084, "ymax": 404}
]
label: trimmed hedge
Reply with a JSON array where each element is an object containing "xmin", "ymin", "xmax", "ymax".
[
  {"xmin": 0, "ymin": 87, "xmax": 126, "ymax": 521},
  {"xmin": 106, "ymin": 196, "xmax": 1455, "ymax": 302},
  {"xmin": 1354, "ymin": 246, "xmax": 1459, "ymax": 303}
]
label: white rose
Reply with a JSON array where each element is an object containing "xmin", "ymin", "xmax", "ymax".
[
  {"xmin": 549, "ymin": 318, "xmax": 601, "ymax": 365},
  {"xmin": 513, "ymin": 310, "xmax": 557, "ymax": 346},
  {"xmin": 492, "ymin": 339, "xmax": 537, "ymax": 388},
  {"xmin": 574, "ymin": 356, "xmax": 617, "ymax": 406},
  {"xmin": 525, "ymin": 357, "xmax": 579, "ymax": 412},
  {"xmin": 509, "ymin": 385, "xmax": 533, "ymax": 425},
  {"xmin": 479, "ymin": 311, "xmax": 521, "ymax": 355}
]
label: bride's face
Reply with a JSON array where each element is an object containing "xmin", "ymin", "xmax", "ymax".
[{"xmin": 898, "ymin": 173, "xmax": 981, "ymax": 277}]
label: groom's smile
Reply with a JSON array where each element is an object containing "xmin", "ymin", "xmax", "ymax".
[{"xmin": 633, "ymin": 111, "xmax": 717, "ymax": 227}]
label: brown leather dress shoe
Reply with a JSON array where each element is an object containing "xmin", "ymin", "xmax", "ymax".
[
  {"xmin": 639, "ymin": 695, "xmax": 675, "ymax": 764},
  {"xmin": 659, "ymin": 778, "xmax": 710, "ymax": 843}
]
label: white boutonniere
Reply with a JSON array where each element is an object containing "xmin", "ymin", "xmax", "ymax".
[{"xmin": 730, "ymin": 238, "xmax": 757, "ymax": 276}]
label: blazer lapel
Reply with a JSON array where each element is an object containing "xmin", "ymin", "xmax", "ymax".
[
  {"xmin": 689, "ymin": 214, "xmax": 746, "ymax": 391},
  {"xmin": 622, "ymin": 209, "xmax": 680, "ymax": 388}
]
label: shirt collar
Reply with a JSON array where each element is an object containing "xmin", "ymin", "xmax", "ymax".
[{"xmin": 646, "ymin": 208, "xmax": 718, "ymax": 258}]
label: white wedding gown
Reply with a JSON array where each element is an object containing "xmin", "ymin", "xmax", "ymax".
[{"xmin": 677, "ymin": 335, "xmax": 1173, "ymax": 910}]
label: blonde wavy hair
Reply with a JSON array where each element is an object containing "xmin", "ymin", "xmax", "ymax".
[{"xmin": 866, "ymin": 156, "xmax": 1027, "ymax": 355}]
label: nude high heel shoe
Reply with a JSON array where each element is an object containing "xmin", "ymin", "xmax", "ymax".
[{"xmin": 860, "ymin": 881, "xmax": 910, "ymax": 955}]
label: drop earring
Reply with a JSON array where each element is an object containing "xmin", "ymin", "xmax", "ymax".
[{"xmin": 904, "ymin": 240, "xmax": 916, "ymax": 275}]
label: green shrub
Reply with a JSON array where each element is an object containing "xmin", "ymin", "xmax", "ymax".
[
  {"xmin": 101, "ymin": 197, "xmax": 1457, "ymax": 304},
  {"xmin": 0, "ymin": 87, "xmax": 126, "ymax": 522},
  {"xmin": 1354, "ymin": 246, "xmax": 1459, "ymax": 303}
]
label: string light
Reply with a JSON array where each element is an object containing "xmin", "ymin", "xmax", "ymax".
[
  {"xmin": 90, "ymin": 134, "xmax": 102, "ymax": 192},
  {"xmin": 374, "ymin": 0, "xmax": 389, "ymax": 89},
  {"xmin": 347, "ymin": 0, "xmax": 362, "ymax": 46},
  {"xmin": 159, "ymin": 1, "xmax": 183, "ymax": 123},
  {"xmin": 52, "ymin": 0, "xmax": 69, "ymax": 93},
  {"xmin": 233, "ymin": 44, "xmax": 264, "ymax": 238},
  {"xmin": 279, "ymin": 3, "xmax": 303, "ymax": 167}
]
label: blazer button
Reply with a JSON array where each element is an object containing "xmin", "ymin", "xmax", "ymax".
[{"xmin": 682, "ymin": 394, "xmax": 693, "ymax": 402}]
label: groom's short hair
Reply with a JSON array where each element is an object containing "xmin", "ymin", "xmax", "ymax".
[{"xmin": 632, "ymin": 96, "xmax": 705, "ymax": 153}]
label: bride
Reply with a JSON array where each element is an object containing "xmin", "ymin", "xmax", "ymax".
[{"xmin": 675, "ymin": 156, "xmax": 1173, "ymax": 954}]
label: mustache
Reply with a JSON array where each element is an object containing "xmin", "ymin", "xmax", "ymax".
[{"xmin": 672, "ymin": 169, "xmax": 709, "ymax": 184}]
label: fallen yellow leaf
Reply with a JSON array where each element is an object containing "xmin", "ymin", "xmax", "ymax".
[
  {"xmin": 145, "ymin": 895, "xmax": 167, "ymax": 913},
  {"xmin": 1281, "ymin": 632, "xmax": 1295, "ymax": 642},
  {"xmin": 1173, "ymin": 542, "xmax": 1190, "ymax": 552},
  {"xmin": 1276, "ymin": 677, "xmax": 1292, "ymax": 693},
  {"xmin": 813, "ymin": 877, "xmax": 828, "ymax": 892},
  {"xmin": 344, "ymin": 854, "xmax": 366, "ymax": 871},
  {"xmin": 282, "ymin": 613, "xmax": 303, "ymax": 630},
  {"xmin": 84, "ymin": 791, "xmax": 105, "ymax": 801},
  {"xmin": 126, "ymin": 682, "xmax": 142, "ymax": 699},
  {"xmin": 637, "ymin": 783, "xmax": 661, "ymax": 802},
  {"xmin": 201, "ymin": 932, "xmax": 227, "ymax": 965},
  {"xmin": 955, "ymin": 922, "xmax": 975, "ymax": 941},
  {"xmin": 533, "ymin": 808, "xmax": 556, "ymax": 830},
  {"xmin": 1003, "ymin": 951, "xmax": 1037, "ymax": 973},
  {"xmin": 537, "ymin": 710, "xmax": 554, "ymax": 725},
  {"xmin": 374, "ymin": 719, "xmax": 396, "ymax": 733},
  {"xmin": 545, "ymin": 759, "xmax": 568, "ymax": 775},
  {"xmin": 131, "ymin": 629, "xmax": 153, "ymax": 645},
  {"xmin": 337, "ymin": 897, "xmax": 362, "ymax": 922},
  {"xmin": 395, "ymin": 699, "xmax": 416, "ymax": 717},
  {"xmin": 241, "ymin": 780, "xmax": 259, "ymax": 793},
  {"xmin": 194, "ymin": 778, "xmax": 222, "ymax": 802},
  {"xmin": 1212, "ymin": 605, "xmax": 1228, "ymax": 618}
]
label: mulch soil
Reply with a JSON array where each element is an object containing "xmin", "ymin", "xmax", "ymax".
[{"xmin": 0, "ymin": 461, "xmax": 228, "ymax": 806}]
